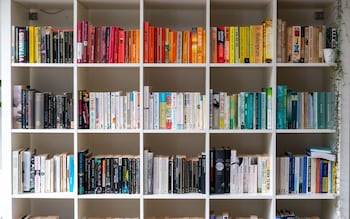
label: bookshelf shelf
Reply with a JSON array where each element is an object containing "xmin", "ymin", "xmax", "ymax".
[{"xmin": 1, "ymin": 0, "xmax": 342, "ymax": 218}]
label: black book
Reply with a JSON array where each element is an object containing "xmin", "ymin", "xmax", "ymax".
[{"xmin": 214, "ymin": 148, "xmax": 225, "ymax": 194}]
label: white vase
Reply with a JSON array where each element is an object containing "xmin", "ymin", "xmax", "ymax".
[{"xmin": 323, "ymin": 48, "xmax": 335, "ymax": 63}]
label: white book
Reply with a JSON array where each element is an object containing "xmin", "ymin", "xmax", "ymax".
[
  {"xmin": 171, "ymin": 92, "xmax": 177, "ymax": 130},
  {"xmin": 89, "ymin": 92, "xmax": 96, "ymax": 129},
  {"xmin": 115, "ymin": 92, "xmax": 121, "ymax": 129},
  {"xmin": 202, "ymin": 95, "xmax": 207, "ymax": 129},
  {"xmin": 126, "ymin": 93, "xmax": 130, "ymax": 129},
  {"xmin": 195, "ymin": 92, "xmax": 201, "ymax": 130},
  {"xmin": 153, "ymin": 92, "xmax": 160, "ymax": 130},
  {"xmin": 54, "ymin": 155, "xmax": 61, "ymax": 192},
  {"xmin": 12, "ymin": 148, "xmax": 25, "ymax": 194},
  {"xmin": 129, "ymin": 92, "xmax": 134, "ymax": 129},
  {"xmin": 135, "ymin": 91, "xmax": 140, "ymax": 129},
  {"xmin": 22, "ymin": 150, "xmax": 32, "ymax": 192},
  {"xmin": 103, "ymin": 92, "xmax": 108, "ymax": 129},
  {"xmin": 311, "ymin": 158, "xmax": 317, "ymax": 193},
  {"xmin": 106, "ymin": 92, "xmax": 111, "ymax": 129},
  {"xmin": 61, "ymin": 153, "xmax": 67, "ymax": 192},
  {"xmin": 149, "ymin": 94, "xmax": 154, "ymax": 130},
  {"xmin": 159, "ymin": 156, "xmax": 169, "ymax": 194},
  {"xmin": 144, "ymin": 87, "xmax": 150, "ymax": 129},
  {"xmin": 143, "ymin": 150, "xmax": 149, "ymax": 194},
  {"xmin": 110, "ymin": 92, "xmax": 116, "ymax": 129},
  {"xmin": 176, "ymin": 92, "xmax": 184, "ymax": 130},
  {"xmin": 224, "ymin": 94, "xmax": 230, "ymax": 129},
  {"xmin": 40, "ymin": 154, "xmax": 47, "ymax": 193},
  {"xmin": 248, "ymin": 156, "xmax": 258, "ymax": 193},
  {"xmin": 176, "ymin": 31, "xmax": 183, "ymax": 63},
  {"xmin": 45, "ymin": 158, "xmax": 51, "ymax": 193},
  {"xmin": 230, "ymin": 149, "xmax": 238, "ymax": 194},
  {"xmin": 153, "ymin": 156, "xmax": 159, "ymax": 194},
  {"xmin": 119, "ymin": 95, "xmax": 125, "ymax": 129}
]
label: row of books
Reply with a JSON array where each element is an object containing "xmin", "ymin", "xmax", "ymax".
[
  {"xmin": 211, "ymin": 21, "xmax": 273, "ymax": 64},
  {"xmin": 144, "ymin": 86, "xmax": 206, "ymax": 130},
  {"xmin": 277, "ymin": 149, "xmax": 336, "ymax": 194},
  {"xmin": 210, "ymin": 89, "xmax": 273, "ymax": 130},
  {"xmin": 144, "ymin": 150, "xmax": 206, "ymax": 194},
  {"xmin": 144, "ymin": 22, "xmax": 206, "ymax": 64},
  {"xmin": 12, "ymin": 148, "xmax": 74, "ymax": 194},
  {"xmin": 210, "ymin": 148, "xmax": 271, "ymax": 194},
  {"xmin": 210, "ymin": 212, "xmax": 262, "ymax": 219},
  {"xmin": 276, "ymin": 210, "xmax": 320, "ymax": 219},
  {"xmin": 79, "ymin": 90, "xmax": 140, "ymax": 130},
  {"xmin": 78, "ymin": 150, "xmax": 140, "ymax": 195},
  {"xmin": 276, "ymin": 19, "xmax": 337, "ymax": 63},
  {"xmin": 11, "ymin": 25, "xmax": 74, "ymax": 63},
  {"xmin": 276, "ymin": 86, "xmax": 335, "ymax": 129},
  {"xmin": 13, "ymin": 85, "xmax": 73, "ymax": 129},
  {"xmin": 77, "ymin": 21, "xmax": 140, "ymax": 63}
]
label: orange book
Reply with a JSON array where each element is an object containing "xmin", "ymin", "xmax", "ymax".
[
  {"xmin": 254, "ymin": 25, "xmax": 263, "ymax": 63},
  {"xmin": 202, "ymin": 30, "xmax": 206, "ymax": 63},
  {"xmin": 169, "ymin": 31, "xmax": 173, "ymax": 63},
  {"xmin": 211, "ymin": 27, "xmax": 217, "ymax": 63},
  {"xmin": 172, "ymin": 30, "xmax": 177, "ymax": 63},
  {"xmin": 182, "ymin": 30, "xmax": 189, "ymax": 63},
  {"xmin": 161, "ymin": 27, "xmax": 165, "ymax": 63},
  {"xmin": 137, "ymin": 29, "xmax": 140, "ymax": 63},
  {"xmin": 189, "ymin": 32, "xmax": 192, "ymax": 63},
  {"xmin": 197, "ymin": 27, "xmax": 203, "ymax": 63},
  {"xmin": 132, "ymin": 29, "xmax": 136, "ymax": 63},
  {"xmin": 191, "ymin": 27, "xmax": 198, "ymax": 63}
]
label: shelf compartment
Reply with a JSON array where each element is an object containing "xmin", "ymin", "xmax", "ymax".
[
  {"xmin": 77, "ymin": 0, "xmax": 139, "ymax": 28},
  {"xmin": 144, "ymin": 133, "xmax": 205, "ymax": 158},
  {"xmin": 210, "ymin": 133, "xmax": 273, "ymax": 155},
  {"xmin": 78, "ymin": 133, "xmax": 140, "ymax": 156},
  {"xmin": 144, "ymin": 67, "xmax": 205, "ymax": 93},
  {"xmin": 78, "ymin": 199, "xmax": 140, "ymax": 219},
  {"xmin": 210, "ymin": 199, "xmax": 273, "ymax": 219},
  {"xmin": 210, "ymin": 67, "xmax": 274, "ymax": 94},
  {"xmin": 12, "ymin": 198, "xmax": 74, "ymax": 219},
  {"xmin": 211, "ymin": 0, "xmax": 273, "ymax": 27},
  {"xmin": 276, "ymin": 199, "xmax": 336, "ymax": 218},
  {"xmin": 78, "ymin": 67, "xmax": 139, "ymax": 93},
  {"xmin": 144, "ymin": 199, "xmax": 205, "ymax": 218}
]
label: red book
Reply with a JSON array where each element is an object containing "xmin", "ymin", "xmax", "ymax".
[
  {"xmin": 101, "ymin": 26, "xmax": 107, "ymax": 63},
  {"xmin": 149, "ymin": 26, "xmax": 155, "ymax": 63},
  {"xmin": 316, "ymin": 158, "xmax": 321, "ymax": 193},
  {"xmin": 156, "ymin": 27, "xmax": 161, "ymax": 63},
  {"xmin": 217, "ymin": 26, "xmax": 225, "ymax": 63},
  {"xmin": 109, "ymin": 26, "xmax": 115, "ymax": 63},
  {"xmin": 87, "ymin": 25, "xmax": 95, "ymax": 63},
  {"xmin": 113, "ymin": 26, "xmax": 119, "ymax": 63},
  {"xmin": 94, "ymin": 27, "xmax": 101, "ymax": 63},
  {"xmin": 144, "ymin": 21, "xmax": 149, "ymax": 63},
  {"xmin": 172, "ymin": 30, "xmax": 177, "ymax": 63},
  {"xmin": 77, "ymin": 21, "xmax": 83, "ymax": 63},
  {"xmin": 118, "ymin": 29, "xmax": 125, "ymax": 63},
  {"xmin": 82, "ymin": 20, "xmax": 88, "ymax": 63}
]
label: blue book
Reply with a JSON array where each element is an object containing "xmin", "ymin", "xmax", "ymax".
[{"xmin": 277, "ymin": 85, "xmax": 288, "ymax": 129}]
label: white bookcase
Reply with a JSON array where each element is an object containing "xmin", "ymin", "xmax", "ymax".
[{"xmin": 1, "ymin": 0, "xmax": 349, "ymax": 218}]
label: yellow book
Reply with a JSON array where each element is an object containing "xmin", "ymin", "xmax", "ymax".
[
  {"xmin": 254, "ymin": 25, "xmax": 263, "ymax": 63},
  {"xmin": 197, "ymin": 26, "xmax": 203, "ymax": 63},
  {"xmin": 263, "ymin": 20, "xmax": 273, "ymax": 63},
  {"xmin": 239, "ymin": 26, "xmax": 245, "ymax": 63},
  {"xmin": 250, "ymin": 25, "xmax": 255, "ymax": 63},
  {"xmin": 229, "ymin": 26, "xmax": 235, "ymax": 63},
  {"xmin": 29, "ymin": 26, "xmax": 35, "ymax": 63},
  {"xmin": 34, "ymin": 26, "xmax": 41, "ymax": 63}
]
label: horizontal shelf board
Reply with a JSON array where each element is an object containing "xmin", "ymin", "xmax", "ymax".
[
  {"xmin": 12, "ymin": 129, "xmax": 74, "ymax": 134},
  {"xmin": 210, "ymin": 193, "xmax": 273, "ymax": 200},
  {"xmin": 211, "ymin": 0, "xmax": 271, "ymax": 9},
  {"xmin": 210, "ymin": 63, "xmax": 273, "ymax": 68},
  {"xmin": 13, "ymin": 0, "xmax": 73, "ymax": 9},
  {"xmin": 276, "ymin": 193, "xmax": 336, "ymax": 200},
  {"xmin": 78, "ymin": 194, "xmax": 141, "ymax": 199},
  {"xmin": 143, "ymin": 130, "xmax": 206, "ymax": 134},
  {"xmin": 143, "ymin": 63, "xmax": 206, "ymax": 68},
  {"xmin": 79, "ymin": 0, "xmax": 139, "ymax": 9},
  {"xmin": 278, "ymin": 0, "xmax": 334, "ymax": 9},
  {"xmin": 276, "ymin": 129, "xmax": 336, "ymax": 134},
  {"xmin": 210, "ymin": 129, "xmax": 272, "ymax": 134},
  {"xmin": 12, "ymin": 63, "xmax": 74, "ymax": 68},
  {"xmin": 78, "ymin": 63, "xmax": 140, "ymax": 68},
  {"xmin": 277, "ymin": 63, "xmax": 335, "ymax": 68},
  {"xmin": 78, "ymin": 129, "xmax": 140, "ymax": 134},
  {"xmin": 12, "ymin": 192, "xmax": 74, "ymax": 199},
  {"xmin": 143, "ymin": 193, "xmax": 206, "ymax": 199},
  {"xmin": 145, "ymin": 0, "xmax": 205, "ymax": 9}
]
